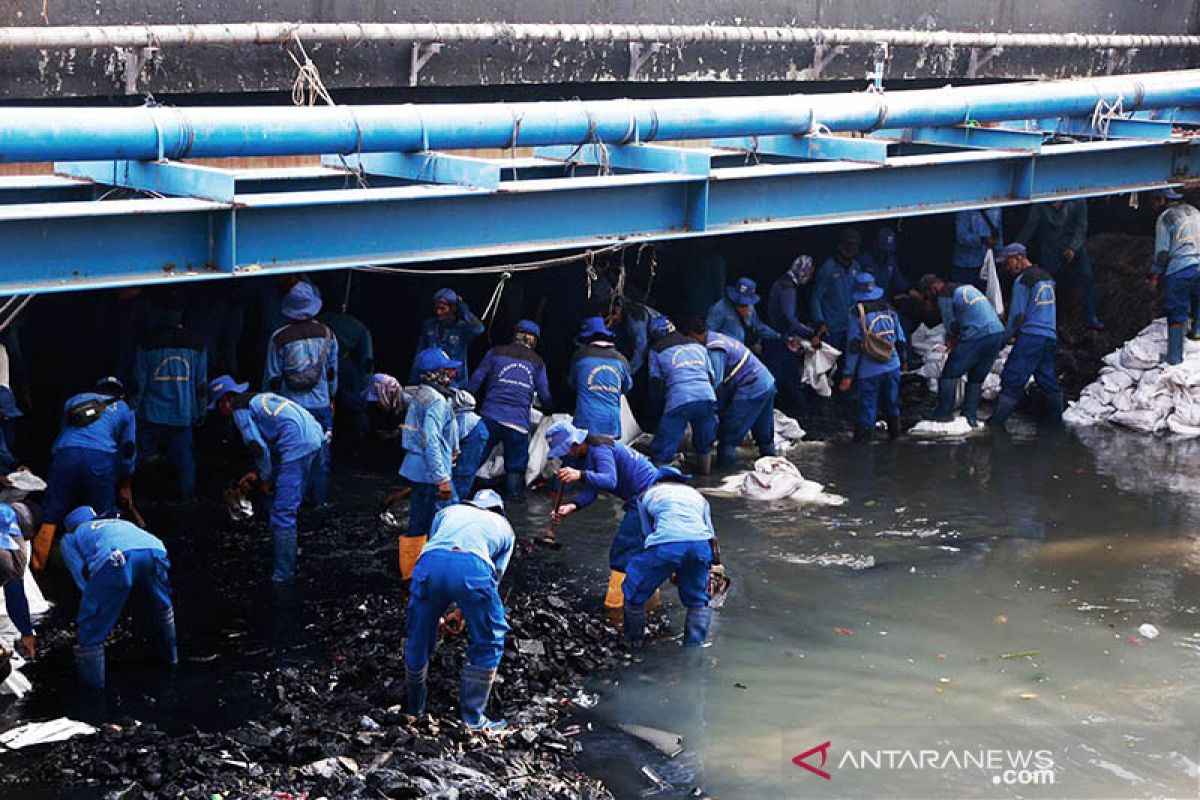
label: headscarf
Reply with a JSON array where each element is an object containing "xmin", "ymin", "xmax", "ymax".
[{"xmin": 788, "ymin": 254, "xmax": 815, "ymax": 286}]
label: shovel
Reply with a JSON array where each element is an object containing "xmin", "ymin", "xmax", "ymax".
[{"xmin": 535, "ymin": 481, "xmax": 566, "ymax": 550}]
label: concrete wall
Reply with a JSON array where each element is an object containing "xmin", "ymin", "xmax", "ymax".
[{"xmin": 1, "ymin": 0, "xmax": 1199, "ymax": 99}]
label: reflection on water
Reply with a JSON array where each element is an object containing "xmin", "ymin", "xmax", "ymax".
[{"xmin": 578, "ymin": 429, "xmax": 1200, "ymax": 799}]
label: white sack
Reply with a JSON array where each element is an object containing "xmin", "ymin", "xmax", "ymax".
[{"xmin": 704, "ymin": 456, "xmax": 845, "ymax": 505}]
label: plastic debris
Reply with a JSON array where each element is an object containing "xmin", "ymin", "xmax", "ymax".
[
  {"xmin": 999, "ymin": 650, "xmax": 1039, "ymax": 660},
  {"xmin": 1137, "ymin": 623, "xmax": 1160, "ymax": 640},
  {"xmin": 617, "ymin": 724, "xmax": 684, "ymax": 758},
  {"xmin": 907, "ymin": 417, "xmax": 977, "ymax": 438},
  {"xmin": 0, "ymin": 718, "xmax": 98, "ymax": 750}
]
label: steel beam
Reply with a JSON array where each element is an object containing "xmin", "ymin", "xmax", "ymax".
[
  {"xmin": 874, "ymin": 125, "xmax": 1045, "ymax": 152},
  {"xmin": 1038, "ymin": 116, "xmax": 1175, "ymax": 140},
  {"xmin": 712, "ymin": 134, "xmax": 890, "ymax": 164},
  {"xmin": 56, "ymin": 160, "xmax": 237, "ymax": 202},
  {"xmin": 536, "ymin": 143, "xmax": 712, "ymax": 176},
  {"xmin": 321, "ymin": 151, "xmax": 504, "ymax": 189}
]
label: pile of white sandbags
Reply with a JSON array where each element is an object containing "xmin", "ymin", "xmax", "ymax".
[
  {"xmin": 1064, "ymin": 318, "xmax": 1200, "ymax": 436},
  {"xmin": 909, "ymin": 324, "xmax": 1013, "ymax": 402},
  {"xmin": 704, "ymin": 457, "xmax": 845, "ymax": 505}
]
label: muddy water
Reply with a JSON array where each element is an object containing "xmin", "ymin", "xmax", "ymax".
[{"xmin": 570, "ymin": 426, "xmax": 1200, "ymax": 799}]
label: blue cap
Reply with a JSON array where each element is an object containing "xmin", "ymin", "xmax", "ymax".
[
  {"xmin": 852, "ymin": 271, "xmax": 883, "ymax": 302},
  {"xmin": 281, "ymin": 281, "xmax": 322, "ymax": 321},
  {"xmin": 726, "ymin": 277, "xmax": 761, "ymax": 307},
  {"xmin": 95, "ymin": 376, "xmax": 125, "ymax": 396},
  {"xmin": 208, "ymin": 374, "xmax": 250, "ymax": 409},
  {"xmin": 433, "ymin": 288, "xmax": 459, "ymax": 306},
  {"xmin": 468, "ymin": 489, "xmax": 505, "ymax": 512},
  {"xmin": 514, "ymin": 319, "xmax": 541, "ymax": 339},
  {"xmin": 1156, "ymin": 187, "xmax": 1184, "ymax": 201},
  {"xmin": 364, "ymin": 373, "xmax": 392, "ymax": 403},
  {"xmin": 654, "ymin": 465, "xmax": 693, "ymax": 483},
  {"xmin": 999, "ymin": 242, "xmax": 1028, "ymax": 260},
  {"xmin": 546, "ymin": 420, "xmax": 587, "ymax": 460},
  {"xmin": 413, "ymin": 347, "xmax": 461, "ymax": 373},
  {"xmin": 64, "ymin": 505, "xmax": 97, "ymax": 533},
  {"xmin": 578, "ymin": 315, "xmax": 614, "ymax": 340},
  {"xmin": 0, "ymin": 386, "xmax": 22, "ymax": 420},
  {"xmin": 649, "ymin": 316, "xmax": 675, "ymax": 340}
]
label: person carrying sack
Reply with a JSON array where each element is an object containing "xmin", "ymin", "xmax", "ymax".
[{"xmin": 839, "ymin": 273, "xmax": 906, "ymax": 442}]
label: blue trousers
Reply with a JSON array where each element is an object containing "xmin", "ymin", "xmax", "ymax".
[
  {"xmin": 452, "ymin": 424, "xmax": 490, "ymax": 501},
  {"xmin": 269, "ymin": 453, "xmax": 318, "ymax": 532},
  {"xmin": 44, "ymin": 447, "xmax": 120, "ymax": 525},
  {"xmin": 303, "ymin": 405, "xmax": 333, "ymax": 505},
  {"xmin": 651, "ymin": 400, "xmax": 717, "ymax": 464},
  {"xmin": 1164, "ymin": 267, "xmax": 1200, "ymax": 324},
  {"xmin": 941, "ymin": 333, "xmax": 1005, "ymax": 382},
  {"xmin": 406, "ymin": 481, "xmax": 457, "ymax": 540},
  {"xmin": 623, "ymin": 540, "xmax": 712, "ymax": 609},
  {"xmin": 610, "ymin": 505, "xmax": 647, "ymax": 573},
  {"xmin": 717, "ymin": 387, "xmax": 777, "ymax": 464},
  {"xmin": 77, "ymin": 548, "xmax": 173, "ymax": 647},
  {"xmin": 856, "ymin": 369, "xmax": 900, "ymax": 428},
  {"xmin": 138, "ymin": 422, "xmax": 195, "ymax": 501},
  {"xmin": 999, "ymin": 334, "xmax": 1060, "ymax": 400},
  {"xmin": 406, "ymin": 549, "xmax": 509, "ymax": 671},
  {"xmin": 480, "ymin": 419, "xmax": 529, "ymax": 480}
]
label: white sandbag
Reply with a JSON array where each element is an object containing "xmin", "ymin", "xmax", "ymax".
[
  {"xmin": 982, "ymin": 249, "xmax": 1005, "ymax": 316},
  {"xmin": 906, "ymin": 417, "xmax": 978, "ymax": 437},
  {"xmin": 704, "ymin": 456, "xmax": 845, "ymax": 505},
  {"xmin": 798, "ymin": 340, "xmax": 842, "ymax": 397},
  {"xmin": 771, "ymin": 410, "xmax": 806, "ymax": 453}
]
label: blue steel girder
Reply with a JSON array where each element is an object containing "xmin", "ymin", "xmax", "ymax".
[
  {"xmin": 711, "ymin": 134, "xmax": 890, "ymax": 164},
  {"xmin": 872, "ymin": 125, "xmax": 1045, "ymax": 152},
  {"xmin": 1037, "ymin": 116, "xmax": 1175, "ymax": 141},
  {"xmin": 534, "ymin": 143, "xmax": 713, "ymax": 176},
  {"xmin": 0, "ymin": 137, "xmax": 1196, "ymax": 296},
  {"xmin": 321, "ymin": 151, "xmax": 505, "ymax": 190},
  {"xmin": 56, "ymin": 160, "xmax": 238, "ymax": 202}
]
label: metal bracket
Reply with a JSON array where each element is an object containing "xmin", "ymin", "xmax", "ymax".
[
  {"xmin": 802, "ymin": 44, "xmax": 848, "ymax": 81},
  {"xmin": 409, "ymin": 41, "xmax": 443, "ymax": 87},
  {"xmin": 1105, "ymin": 47, "xmax": 1139, "ymax": 76},
  {"xmin": 628, "ymin": 42, "xmax": 662, "ymax": 81},
  {"xmin": 966, "ymin": 46, "xmax": 1004, "ymax": 79},
  {"xmin": 116, "ymin": 46, "xmax": 159, "ymax": 95}
]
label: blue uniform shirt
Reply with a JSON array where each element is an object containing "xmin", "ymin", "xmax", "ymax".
[
  {"xmin": 61, "ymin": 517, "xmax": 167, "ymax": 592},
  {"xmin": 423, "ymin": 503, "xmax": 515, "ymax": 577},
  {"xmin": 705, "ymin": 298, "xmax": 781, "ymax": 345},
  {"xmin": 264, "ymin": 319, "xmax": 339, "ymax": 412},
  {"xmin": 569, "ymin": 439, "xmax": 657, "ymax": 510},
  {"xmin": 614, "ymin": 296, "xmax": 658, "ymax": 375},
  {"xmin": 1153, "ymin": 202, "xmax": 1200, "ymax": 276},
  {"xmin": 399, "ymin": 385, "xmax": 457, "ymax": 485},
  {"xmin": 953, "ymin": 208, "xmax": 1004, "ymax": 270},
  {"xmin": 132, "ymin": 327, "xmax": 208, "ymax": 427},
  {"xmin": 468, "ymin": 343, "xmax": 553, "ymax": 434},
  {"xmin": 845, "ymin": 300, "xmax": 906, "ymax": 379},
  {"xmin": 705, "ymin": 332, "xmax": 775, "ymax": 400},
  {"xmin": 811, "ymin": 257, "xmax": 859, "ymax": 340},
  {"xmin": 568, "ymin": 342, "xmax": 633, "ymax": 438},
  {"xmin": 937, "ymin": 284, "xmax": 1004, "ymax": 342},
  {"xmin": 766, "ymin": 275, "xmax": 815, "ymax": 338},
  {"xmin": 411, "ymin": 305, "xmax": 484, "ymax": 388},
  {"xmin": 1006, "ymin": 268, "xmax": 1058, "ymax": 341},
  {"xmin": 638, "ymin": 482, "xmax": 715, "ymax": 549},
  {"xmin": 53, "ymin": 393, "xmax": 137, "ymax": 477},
  {"xmin": 233, "ymin": 393, "xmax": 324, "ymax": 482},
  {"xmin": 648, "ymin": 333, "xmax": 716, "ymax": 412}
]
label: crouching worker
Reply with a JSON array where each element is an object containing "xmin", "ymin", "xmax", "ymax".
[
  {"xmin": 405, "ymin": 490, "xmax": 513, "ymax": 730},
  {"xmin": 0, "ymin": 502, "xmax": 40, "ymax": 662},
  {"xmin": 210, "ymin": 375, "xmax": 324, "ymax": 583},
  {"xmin": 59, "ymin": 506, "xmax": 176, "ymax": 688},
  {"xmin": 624, "ymin": 467, "xmax": 718, "ymax": 649}
]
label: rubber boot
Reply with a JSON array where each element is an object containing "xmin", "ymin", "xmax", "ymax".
[
  {"xmin": 960, "ymin": 382, "xmax": 984, "ymax": 427},
  {"xmin": 683, "ymin": 607, "xmax": 715, "ymax": 648},
  {"xmin": 405, "ymin": 665, "xmax": 428, "ymax": 716},
  {"xmin": 886, "ymin": 416, "xmax": 901, "ymax": 440},
  {"xmin": 987, "ymin": 394, "xmax": 1019, "ymax": 430},
  {"xmin": 623, "ymin": 603, "xmax": 647, "ymax": 646},
  {"xmin": 460, "ymin": 663, "xmax": 506, "ymax": 730},
  {"xmin": 853, "ymin": 425, "xmax": 870, "ymax": 443},
  {"xmin": 503, "ymin": 471, "xmax": 524, "ymax": 499},
  {"xmin": 271, "ymin": 528, "xmax": 297, "ymax": 583},
  {"xmin": 694, "ymin": 453, "xmax": 713, "ymax": 476},
  {"xmin": 603, "ymin": 570, "xmax": 626, "ymax": 611},
  {"xmin": 931, "ymin": 378, "xmax": 958, "ymax": 422},
  {"xmin": 31, "ymin": 522, "xmax": 56, "ymax": 570},
  {"xmin": 1164, "ymin": 325, "xmax": 1185, "ymax": 365},
  {"xmin": 1189, "ymin": 316, "xmax": 1200, "ymax": 341},
  {"xmin": 1044, "ymin": 391, "xmax": 1064, "ymax": 425},
  {"xmin": 645, "ymin": 589, "xmax": 663, "ymax": 613},
  {"xmin": 74, "ymin": 643, "xmax": 106, "ymax": 689},
  {"xmin": 156, "ymin": 607, "xmax": 179, "ymax": 666},
  {"xmin": 398, "ymin": 535, "xmax": 427, "ymax": 581}
]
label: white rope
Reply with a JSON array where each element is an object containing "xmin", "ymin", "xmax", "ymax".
[
  {"xmin": 287, "ymin": 34, "xmax": 335, "ymax": 107},
  {"xmin": 353, "ymin": 242, "xmax": 627, "ymax": 277},
  {"xmin": 479, "ymin": 270, "xmax": 512, "ymax": 333},
  {"xmin": 1091, "ymin": 95, "xmax": 1126, "ymax": 138},
  {"xmin": 0, "ymin": 296, "xmax": 33, "ymax": 336}
]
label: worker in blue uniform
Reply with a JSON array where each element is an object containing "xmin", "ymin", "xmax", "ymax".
[
  {"xmin": 405, "ymin": 489, "xmax": 514, "ymax": 730},
  {"xmin": 211, "ymin": 375, "xmax": 325, "ymax": 583},
  {"xmin": 32, "ymin": 377, "xmax": 137, "ymax": 572},
  {"xmin": 1148, "ymin": 188, "xmax": 1200, "ymax": 365},
  {"xmin": 547, "ymin": 419, "xmax": 657, "ymax": 610},
  {"xmin": 411, "ymin": 289, "xmax": 484, "ymax": 389},
  {"xmin": 685, "ymin": 321, "xmax": 777, "ymax": 466},
  {"xmin": 0, "ymin": 502, "xmax": 39, "ymax": 661},
  {"xmin": 839, "ymin": 273, "xmax": 906, "ymax": 442},
  {"xmin": 988, "ymin": 243, "xmax": 1064, "ymax": 428},
  {"xmin": 609, "ymin": 291, "xmax": 659, "ymax": 377},
  {"xmin": 624, "ymin": 467, "xmax": 716, "ymax": 649},
  {"xmin": 811, "ymin": 228, "xmax": 863, "ymax": 351},
  {"xmin": 858, "ymin": 228, "xmax": 911, "ymax": 298},
  {"xmin": 647, "ymin": 316, "xmax": 718, "ymax": 472},
  {"xmin": 264, "ymin": 281, "xmax": 336, "ymax": 506},
  {"xmin": 469, "ymin": 320, "xmax": 553, "ymax": 498},
  {"xmin": 59, "ymin": 506, "xmax": 176, "ymax": 688},
  {"xmin": 766, "ymin": 255, "xmax": 818, "ymax": 413},
  {"xmin": 451, "ymin": 389, "xmax": 489, "ymax": 501},
  {"xmin": 131, "ymin": 310, "xmax": 208, "ymax": 502},
  {"xmin": 953, "ymin": 208, "xmax": 1004, "ymax": 288},
  {"xmin": 568, "ymin": 316, "xmax": 633, "ymax": 439},
  {"xmin": 0, "ymin": 386, "xmax": 24, "ymax": 475},
  {"xmin": 1016, "ymin": 199, "xmax": 1102, "ymax": 330},
  {"xmin": 399, "ymin": 348, "xmax": 460, "ymax": 580},
  {"xmin": 706, "ymin": 277, "xmax": 781, "ymax": 354},
  {"xmin": 918, "ymin": 274, "xmax": 1005, "ymax": 426},
  {"xmin": 318, "ymin": 303, "xmax": 374, "ymax": 450}
]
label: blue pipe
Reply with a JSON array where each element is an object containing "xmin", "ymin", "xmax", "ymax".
[{"xmin": 1, "ymin": 70, "xmax": 1199, "ymax": 163}]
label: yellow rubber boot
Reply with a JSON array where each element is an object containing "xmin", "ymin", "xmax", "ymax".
[
  {"xmin": 604, "ymin": 570, "xmax": 626, "ymax": 610},
  {"xmin": 31, "ymin": 523, "xmax": 56, "ymax": 571},
  {"xmin": 398, "ymin": 535, "xmax": 427, "ymax": 581}
]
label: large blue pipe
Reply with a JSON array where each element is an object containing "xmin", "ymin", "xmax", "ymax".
[{"xmin": 2, "ymin": 70, "xmax": 1199, "ymax": 163}]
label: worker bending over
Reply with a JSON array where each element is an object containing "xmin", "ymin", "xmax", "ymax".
[
  {"xmin": 688, "ymin": 321, "xmax": 777, "ymax": 467},
  {"xmin": 918, "ymin": 275, "xmax": 1004, "ymax": 427},
  {"xmin": 0, "ymin": 502, "xmax": 39, "ymax": 661},
  {"xmin": 647, "ymin": 317, "xmax": 717, "ymax": 472},
  {"xmin": 405, "ymin": 490, "xmax": 513, "ymax": 730}
]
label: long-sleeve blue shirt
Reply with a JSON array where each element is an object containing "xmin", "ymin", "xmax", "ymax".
[
  {"xmin": 1017, "ymin": 201, "xmax": 1088, "ymax": 260},
  {"xmin": 705, "ymin": 298, "xmax": 781, "ymax": 345},
  {"xmin": 638, "ymin": 482, "xmax": 715, "ymax": 548},
  {"xmin": 61, "ymin": 518, "xmax": 167, "ymax": 592},
  {"xmin": 1005, "ymin": 268, "xmax": 1058, "ymax": 340},
  {"xmin": 766, "ymin": 275, "xmax": 815, "ymax": 338},
  {"xmin": 811, "ymin": 257, "xmax": 859, "ymax": 340},
  {"xmin": 614, "ymin": 297, "xmax": 657, "ymax": 375},
  {"xmin": 52, "ymin": 393, "xmax": 137, "ymax": 477},
  {"xmin": 937, "ymin": 283, "xmax": 1004, "ymax": 342},
  {"xmin": 468, "ymin": 343, "xmax": 553, "ymax": 434},
  {"xmin": 423, "ymin": 503, "xmax": 515, "ymax": 577},
  {"xmin": 568, "ymin": 342, "xmax": 633, "ymax": 438},
  {"xmin": 648, "ymin": 333, "xmax": 716, "ymax": 412},
  {"xmin": 705, "ymin": 332, "xmax": 775, "ymax": 401},
  {"xmin": 568, "ymin": 439, "xmax": 657, "ymax": 511},
  {"xmin": 132, "ymin": 326, "xmax": 208, "ymax": 427},
  {"xmin": 845, "ymin": 300, "xmax": 906, "ymax": 379},
  {"xmin": 410, "ymin": 305, "xmax": 484, "ymax": 388},
  {"xmin": 1153, "ymin": 202, "xmax": 1200, "ymax": 276},
  {"xmin": 857, "ymin": 249, "xmax": 911, "ymax": 296},
  {"xmin": 399, "ymin": 385, "xmax": 457, "ymax": 485},
  {"xmin": 232, "ymin": 393, "xmax": 324, "ymax": 482},
  {"xmin": 953, "ymin": 208, "xmax": 1004, "ymax": 270},
  {"xmin": 264, "ymin": 319, "xmax": 339, "ymax": 412}
]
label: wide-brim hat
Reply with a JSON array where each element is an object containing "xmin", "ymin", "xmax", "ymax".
[
  {"xmin": 546, "ymin": 420, "xmax": 587, "ymax": 460},
  {"xmin": 208, "ymin": 375, "xmax": 249, "ymax": 410},
  {"xmin": 281, "ymin": 281, "xmax": 323, "ymax": 321},
  {"xmin": 413, "ymin": 348, "xmax": 461, "ymax": 373},
  {"xmin": 726, "ymin": 277, "xmax": 760, "ymax": 306}
]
